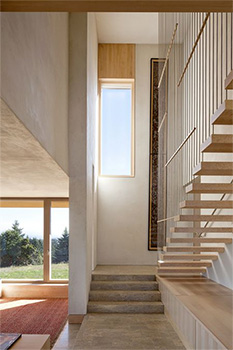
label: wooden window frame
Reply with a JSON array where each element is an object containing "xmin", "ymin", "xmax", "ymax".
[
  {"xmin": 0, "ymin": 198, "xmax": 69, "ymax": 284},
  {"xmin": 99, "ymin": 78, "xmax": 135, "ymax": 178}
]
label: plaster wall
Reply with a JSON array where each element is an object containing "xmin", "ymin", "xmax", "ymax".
[
  {"xmin": 68, "ymin": 13, "xmax": 98, "ymax": 315},
  {"xmin": 97, "ymin": 45, "xmax": 166, "ymax": 265},
  {"xmin": 1, "ymin": 13, "xmax": 69, "ymax": 173}
]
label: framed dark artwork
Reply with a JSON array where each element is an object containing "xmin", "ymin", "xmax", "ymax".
[{"xmin": 148, "ymin": 58, "xmax": 168, "ymax": 250}]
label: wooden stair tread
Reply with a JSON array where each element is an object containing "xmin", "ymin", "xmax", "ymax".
[
  {"xmin": 171, "ymin": 227, "xmax": 233, "ymax": 233},
  {"xmin": 201, "ymin": 134, "xmax": 233, "ymax": 153},
  {"xmin": 160, "ymin": 254, "xmax": 218, "ymax": 260},
  {"xmin": 163, "ymin": 246, "xmax": 225, "ymax": 253},
  {"xmin": 211, "ymin": 100, "xmax": 233, "ymax": 125},
  {"xmin": 225, "ymin": 70, "xmax": 233, "ymax": 90},
  {"xmin": 180, "ymin": 200, "xmax": 233, "ymax": 208},
  {"xmin": 174, "ymin": 214, "xmax": 233, "ymax": 222},
  {"xmin": 158, "ymin": 267, "xmax": 206, "ymax": 274},
  {"xmin": 185, "ymin": 183, "xmax": 233, "ymax": 194},
  {"xmin": 167, "ymin": 237, "xmax": 232, "ymax": 244},
  {"xmin": 158, "ymin": 260, "xmax": 212, "ymax": 267},
  {"xmin": 193, "ymin": 162, "xmax": 233, "ymax": 176}
]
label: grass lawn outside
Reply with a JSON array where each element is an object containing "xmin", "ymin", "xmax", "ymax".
[{"xmin": 0, "ymin": 263, "xmax": 69, "ymax": 280}]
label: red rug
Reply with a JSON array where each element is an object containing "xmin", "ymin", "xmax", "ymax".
[{"xmin": 0, "ymin": 298, "xmax": 68, "ymax": 347}]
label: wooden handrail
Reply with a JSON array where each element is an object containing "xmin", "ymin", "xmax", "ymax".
[
  {"xmin": 158, "ymin": 23, "xmax": 178, "ymax": 89},
  {"xmin": 158, "ymin": 112, "xmax": 167, "ymax": 133},
  {"xmin": 177, "ymin": 13, "xmax": 210, "ymax": 87},
  {"xmin": 165, "ymin": 127, "xmax": 196, "ymax": 167},
  {"xmin": 157, "ymin": 215, "xmax": 176, "ymax": 223}
]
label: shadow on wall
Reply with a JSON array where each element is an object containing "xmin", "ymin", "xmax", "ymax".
[{"xmin": 206, "ymin": 244, "xmax": 233, "ymax": 290}]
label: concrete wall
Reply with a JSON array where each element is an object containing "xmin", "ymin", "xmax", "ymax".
[
  {"xmin": 97, "ymin": 45, "xmax": 166, "ymax": 265},
  {"xmin": 68, "ymin": 13, "xmax": 98, "ymax": 315},
  {"xmin": 1, "ymin": 13, "xmax": 69, "ymax": 173}
]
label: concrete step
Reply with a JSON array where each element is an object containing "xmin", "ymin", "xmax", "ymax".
[
  {"xmin": 92, "ymin": 274, "xmax": 155, "ymax": 281},
  {"xmin": 89, "ymin": 290, "xmax": 161, "ymax": 302},
  {"xmin": 185, "ymin": 183, "xmax": 233, "ymax": 194},
  {"xmin": 87, "ymin": 301, "xmax": 164, "ymax": 314},
  {"xmin": 90, "ymin": 281, "xmax": 158, "ymax": 291}
]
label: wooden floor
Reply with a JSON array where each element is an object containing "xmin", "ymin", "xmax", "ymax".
[{"xmin": 156, "ymin": 275, "xmax": 233, "ymax": 350}]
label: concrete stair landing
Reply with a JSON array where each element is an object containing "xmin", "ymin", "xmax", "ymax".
[{"xmin": 88, "ymin": 273, "xmax": 164, "ymax": 314}]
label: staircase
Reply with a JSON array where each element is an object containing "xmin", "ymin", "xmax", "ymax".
[
  {"xmin": 87, "ymin": 273, "xmax": 164, "ymax": 313},
  {"xmin": 158, "ymin": 70, "xmax": 233, "ymax": 276}
]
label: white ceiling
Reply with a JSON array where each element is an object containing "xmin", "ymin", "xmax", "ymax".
[
  {"xmin": 95, "ymin": 13, "xmax": 159, "ymax": 44},
  {"xmin": 0, "ymin": 99, "xmax": 69, "ymax": 198},
  {"xmin": 95, "ymin": 13, "xmax": 190, "ymax": 44}
]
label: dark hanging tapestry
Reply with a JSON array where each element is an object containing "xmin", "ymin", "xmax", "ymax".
[{"xmin": 148, "ymin": 58, "xmax": 167, "ymax": 250}]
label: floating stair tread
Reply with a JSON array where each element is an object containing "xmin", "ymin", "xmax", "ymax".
[
  {"xmin": 225, "ymin": 70, "xmax": 233, "ymax": 90},
  {"xmin": 211, "ymin": 100, "xmax": 233, "ymax": 125},
  {"xmin": 174, "ymin": 214, "xmax": 233, "ymax": 222},
  {"xmin": 89, "ymin": 290, "xmax": 161, "ymax": 302},
  {"xmin": 163, "ymin": 246, "xmax": 225, "ymax": 253},
  {"xmin": 158, "ymin": 260, "xmax": 212, "ymax": 267},
  {"xmin": 167, "ymin": 237, "xmax": 232, "ymax": 244},
  {"xmin": 171, "ymin": 227, "xmax": 233, "ymax": 233},
  {"xmin": 185, "ymin": 183, "xmax": 233, "ymax": 194},
  {"xmin": 180, "ymin": 200, "xmax": 233, "ymax": 208},
  {"xmin": 87, "ymin": 301, "xmax": 164, "ymax": 313},
  {"xmin": 201, "ymin": 134, "xmax": 233, "ymax": 153},
  {"xmin": 160, "ymin": 254, "xmax": 218, "ymax": 260},
  {"xmin": 193, "ymin": 162, "xmax": 233, "ymax": 176},
  {"xmin": 158, "ymin": 267, "xmax": 206, "ymax": 274}
]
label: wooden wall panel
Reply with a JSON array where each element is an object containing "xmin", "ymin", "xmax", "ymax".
[
  {"xmin": 2, "ymin": 1, "xmax": 233, "ymax": 13},
  {"xmin": 98, "ymin": 44, "xmax": 135, "ymax": 79},
  {"xmin": 2, "ymin": 283, "xmax": 68, "ymax": 298},
  {"xmin": 159, "ymin": 280, "xmax": 228, "ymax": 350}
]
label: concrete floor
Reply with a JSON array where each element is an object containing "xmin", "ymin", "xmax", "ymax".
[
  {"xmin": 53, "ymin": 266, "xmax": 185, "ymax": 350},
  {"xmin": 53, "ymin": 314, "xmax": 185, "ymax": 350}
]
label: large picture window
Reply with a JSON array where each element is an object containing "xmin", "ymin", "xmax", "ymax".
[
  {"xmin": 0, "ymin": 199, "xmax": 69, "ymax": 282},
  {"xmin": 100, "ymin": 80, "xmax": 134, "ymax": 177}
]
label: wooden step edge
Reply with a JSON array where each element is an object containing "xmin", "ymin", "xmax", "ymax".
[
  {"xmin": 160, "ymin": 254, "xmax": 219, "ymax": 261},
  {"xmin": 185, "ymin": 183, "xmax": 233, "ymax": 194},
  {"xmin": 158, "ymin": 260, "xmax": 212, "ymax": 267},
  {"xmin": 211, "ymin": 100, "xmax": 233, "ymax": 125},
  {"xmin": 200, "ymin": 136, "xmax": 233, "ymax": 153},
  {"xmin": 180, "ymin": 200, "xmax": 233, "ymax": 209},
  {"xmin": 167, "ymin": 238, "xmax": 232, "ymax": 244},
  {"xmin": 170, "ymin": 227, "xmax": 233, "ymax": 233},
  {"xmin": 193, "ymin": 162, "xmax": 233, "ymax": 176},
  {"xmin": 163, "ymin": 246, "xmax": 225, "ymax": 253},
  {"xmin": 225, "ymin": 70, "xmax": 233, "ymax": 90},
  {"xmin": 174, "ymin": 215, "xmax": 233, "ymax": 222},
  {"xmin": 158, "ymin": 267, "xmax": 206, "ymax": 273}
]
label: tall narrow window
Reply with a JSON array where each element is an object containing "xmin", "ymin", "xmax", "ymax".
[{"xmin": 100, "ymin": 80, "xmax": 134, "ymax": 177}]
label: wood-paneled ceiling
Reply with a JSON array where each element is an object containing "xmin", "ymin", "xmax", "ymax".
[{"xmin": 1, "ymin": 0, "xmax": 232, "ymax": 13}]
